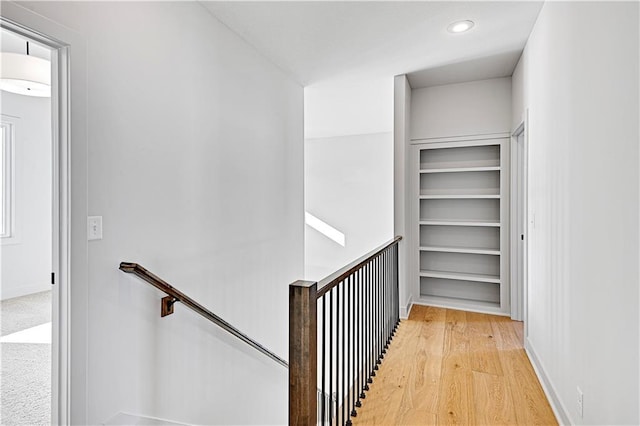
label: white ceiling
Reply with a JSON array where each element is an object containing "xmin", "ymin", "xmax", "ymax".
[{"xmin": 202, "ymin": 1, "xmax": 544, "ymax": 88}]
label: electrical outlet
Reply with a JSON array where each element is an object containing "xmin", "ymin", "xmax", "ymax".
[
  {"xmin": 88, "ymin": 216, "xmax": 103, "ymax": 241},
  {"xmin": 577, "ymin": 386, "xmax": 583, "ymax": 418}
]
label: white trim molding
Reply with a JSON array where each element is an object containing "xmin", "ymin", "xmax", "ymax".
[
  {"xmin": 104, "ymin": 412, "xmax": 190, "ymax": 426},
  {"xmin": 525, "ymin": 339, "xmax": 571, "ymax": 425},
  {"xmin": 400, "ymin": 295, "xmax": 412, "ymax": 319},
  {"xmin": 0, "ymin": 115, "xmax": 17, "ymax": 242}
]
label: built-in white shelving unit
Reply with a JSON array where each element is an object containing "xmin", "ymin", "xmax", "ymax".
[{"xmin": 416, "ymin": 139, "xmax": 509, "ymax": 314}]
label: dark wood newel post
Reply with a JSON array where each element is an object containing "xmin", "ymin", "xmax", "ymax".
[{"xmin": 289, "ymin": 280, "xmax": 318, "ymax": 426}]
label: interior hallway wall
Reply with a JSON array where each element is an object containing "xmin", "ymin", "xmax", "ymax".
[
  {"xmin": 304, "ymin": 78, "xmax": 394, "ymax": 281},
  {"xmin": 11, "ymin": 2, "xmax": 303, "ymax": 424},
  {"xmin": 0, "ymin": 91, "xmax": 51, "ymax": 300},
  {"xmin": 305, "ymin": 132, "xmax": 393, "ymax": 280},
  {"xmin": 512, "ymin": 2, "xmax": 639, "ymax": 424}
]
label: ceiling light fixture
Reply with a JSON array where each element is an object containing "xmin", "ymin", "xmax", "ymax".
[
  {"xmin": 0, "ymin": 42, "xmax": 51, "ymax": 98},
  {"xmin": 447, "ymin": 20, "xmax": 475, "ymax": 34}
]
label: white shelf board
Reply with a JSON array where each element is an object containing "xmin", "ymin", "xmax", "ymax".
[
  {"xmin": 419, "ymin": 219, "xmax": 500, "ymax": 227},
  {"xmin": 419, "ymin": 246, "xmax": 500, "ymax": 255},
  {"xmin": 413, "ymin": 296, "xmax": 506, "ymax": 316},
  {"xmin": 419, "ymin": 188, "xmax": 499, "ymax": 199},
  {"xmin": 419, "ymin": 269, "xmax": 500, "ymax": 284},
  {"xmin": 419, "ymin": 159, "xmax": 500, "ymax": 171},
  {"xmin": 420, "ymin": 166, "xmax": 500, "ymax": 174},
  {"xmin": 419, "ymin": 194, "xmax": 500, "ymax": 199}
]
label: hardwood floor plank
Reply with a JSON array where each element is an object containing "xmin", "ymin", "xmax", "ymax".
[
  {"xmin": 499, "ymin": 349, "xmax": 557, "ymax": 425},
  {"xmin": 490, "ymin": 314, "xmax": 522, "ymax": 351},
  {"xmin": 352, "ymin": 306, "xmax": 557, "ymax": 425},
  {"xmin": 490, "ymin": 315, "xmax": 557, "ymax": 425},
  {"xmin": 472, "ymin": 370, "xmax": 517, "ymax": 425},
  {"xmin": 437, "ymin": 310, "xmax": 474, "ymax": 425},
  {"xmin": 407, "ymin": 306, "xmax": 445, "ymax": 413},
  {"xmin": 354, "ymin": 315, "xmax": 421, "ymax": 424},
  {"xmin": 466, "ymin": 311, "xmax": 503, "ymax": 376},
  {"xmin": 396, "ymin": 409, "xmax": 438, "ymax": 425}
]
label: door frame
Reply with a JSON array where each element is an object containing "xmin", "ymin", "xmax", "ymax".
[
  {"xmin": 510, "ymin": 116, "xmax": 528, "ymax": 324},
  {"xmin": 1, "ymin": 4, "xmax": 89, "ymax": 424}
]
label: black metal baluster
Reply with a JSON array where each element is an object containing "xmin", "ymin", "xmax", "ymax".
[
  {"xmin": 395, "ymin": 243, "xmax": 399, "ymax": 329},
  {"xmin": 350, "ymin": 271, "xmax": 357, "ymax": 419},
  {"xmin": 340, "ymin": 281, "xmax": 347, "ymax": 424},
  {"xmin": 382, "ymin": 250, "xmax": 387, "ymax": 357},
  {"xmin": 391, "ymin": 248, "xmax": 395, "ymax": 336},
  {"xmin": 393, "ymin": 245, "xmax": 398, "ymax": 331},
  {"xmin": 390, "ymin": 247, "xmax": 394, "ymax": 337},
  {"xmin": 329, "ymin": 289, "xmax": 333, "ymax": 426},
  {"xmin": 383, "ymin": 250, "xmax": 387, "ymax": 355},
  {"xmin": 352, "ymin": 272, "xmax": 357, "ymax": 414},
  {"xmin": 357, "ymin": 266, "xmax": 363, "ymax": 406},
  {"xmin": 378, "ymin": 254, "xmax": 383, "ymax": 367},
  {"xmin": 321, "ymin": 295, "xmax": 326, "ymax": 425},
  {"xmin": 384, "ymin": 249, "xmax": 393, "ymax": 350},
  {"xmin": 360, "ymin": 263, "xmax": 369, "ymax": 392},
  {"xmin": 384, "ymin": 251, "xmax": 388, "ymax": 347},
  {"xmin": 388, "ymin": 249, "xmax": 391, "ymax": 343},
  {"xmin": 346, "ymin": 275, "xmax": 351, "ymax": 426},
  {"xmin": 391, "ymin": 246, "xmax": 395, "ymax": 333},
  {"xmin": 371, "ymin": 257, "xmax": 376, "ymax": 377},
  {"xmin": 365, "ymin": 261, "xmax": 371, "ymax": 390},
  {"xmin": 372, "ymin": 257, "xmax": 377, "ymax": 374},
  {"xmin": 380, "ymin": 253, "xmax": 384, "ymax": 360},
  {"xmin": 385, "ymin": 251, "xmax": 388, "ymax": 351},
  {"xmin": 374, "ymin": 255, "xmax": 379, "ymax": 372},
  {"xmin": 389, "ymin": 247, "xmax": 392, "ymax": 336},
  {"xmin": 336, "ymin": 283, "xmax": 341, "ymax": 425},
  {"xmin": 372, "ymin": 256, "xmax": 379, "ymax": 377},
  {"xmin": 348, "ymin": 274, "xmax": 353, "ymax": 420}
]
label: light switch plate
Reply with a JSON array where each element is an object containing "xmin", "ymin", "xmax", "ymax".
[{"xmin": 88, "ymin": 216, "xmax": 103, "ymax": 240}]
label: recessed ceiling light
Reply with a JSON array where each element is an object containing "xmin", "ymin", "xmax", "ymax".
[{"xmin": 447, "ymin": 20, "xmax": 475, "ymax": 34}]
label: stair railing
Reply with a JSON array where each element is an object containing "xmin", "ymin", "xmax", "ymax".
[
  {"xmin": 289, "ymin": 236, "xmax": 402, "ymax": 426},
  {"xmin": 119, "ymin": 262, "xmax": 288, "ymax": 368}
]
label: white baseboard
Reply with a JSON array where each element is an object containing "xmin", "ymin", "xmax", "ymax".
[
  {"xmin": 1, "ymin": 283, "xmax": 50, "ymax": 301},
  {"xmin": 525, "ymin": 339, "xmax": 571, "ymax": 426},
  {"xmin": 399, "ymin": 296, "xmax": 412, "ymax": 319},
  {"xmin": 103, "ymin": 412, "xmax": 189, "ymax": 426}
]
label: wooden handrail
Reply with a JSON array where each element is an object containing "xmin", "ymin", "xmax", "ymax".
[
  {"xmin": 119, "ymin": 262, "xmax": 288, "ymax": 368},
  {"xmin": 316, "ymin": 235, "xmax": 402, "ymax": 298}
]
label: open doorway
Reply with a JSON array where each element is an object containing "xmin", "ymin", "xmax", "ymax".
[
  {"xmin": 510, "ymin": 120, "xmax": 527, "ymax": 324},
  {"xmin": 0, "ymin": 27, "xmax": 54, "ymax": 425}
]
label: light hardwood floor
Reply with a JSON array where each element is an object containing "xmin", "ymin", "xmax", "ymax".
[{"xmin": 352, "ymin": 305, "xmax": 557, "ymax": 425}]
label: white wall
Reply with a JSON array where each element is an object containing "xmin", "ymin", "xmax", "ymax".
[
  {"xmin": 512, "ymin": 2, "xmax": 639, "ymax": 424},
  {"xmin": 0, "ymin": 91, "xmax": 51, "ymax": 300},
  {"xmin": 304, "ymin": 78, "xmax": 393, "ymax": 139},
  {"xmin": 305, "ymin": 132, "xmax": 393, "ymax": 280},
  {"xmin": 410, "ymin": 77, "xmax": 512, "ymax": 140},
  {"xmin": 393, "ymin": 75, "xmax": 414, "ymax": 317},
  {"xmin": 303, "ymin": 77, "xmax": 394, "ymax": 281},
  {"xmin": 12, "ymin": 2, "xmax": 303, "ymax": 424}
]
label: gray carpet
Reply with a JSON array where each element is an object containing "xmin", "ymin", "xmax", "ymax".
[{"xmin": 0, "ymin": 290, "xmax": 51, "ymax": 426}]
